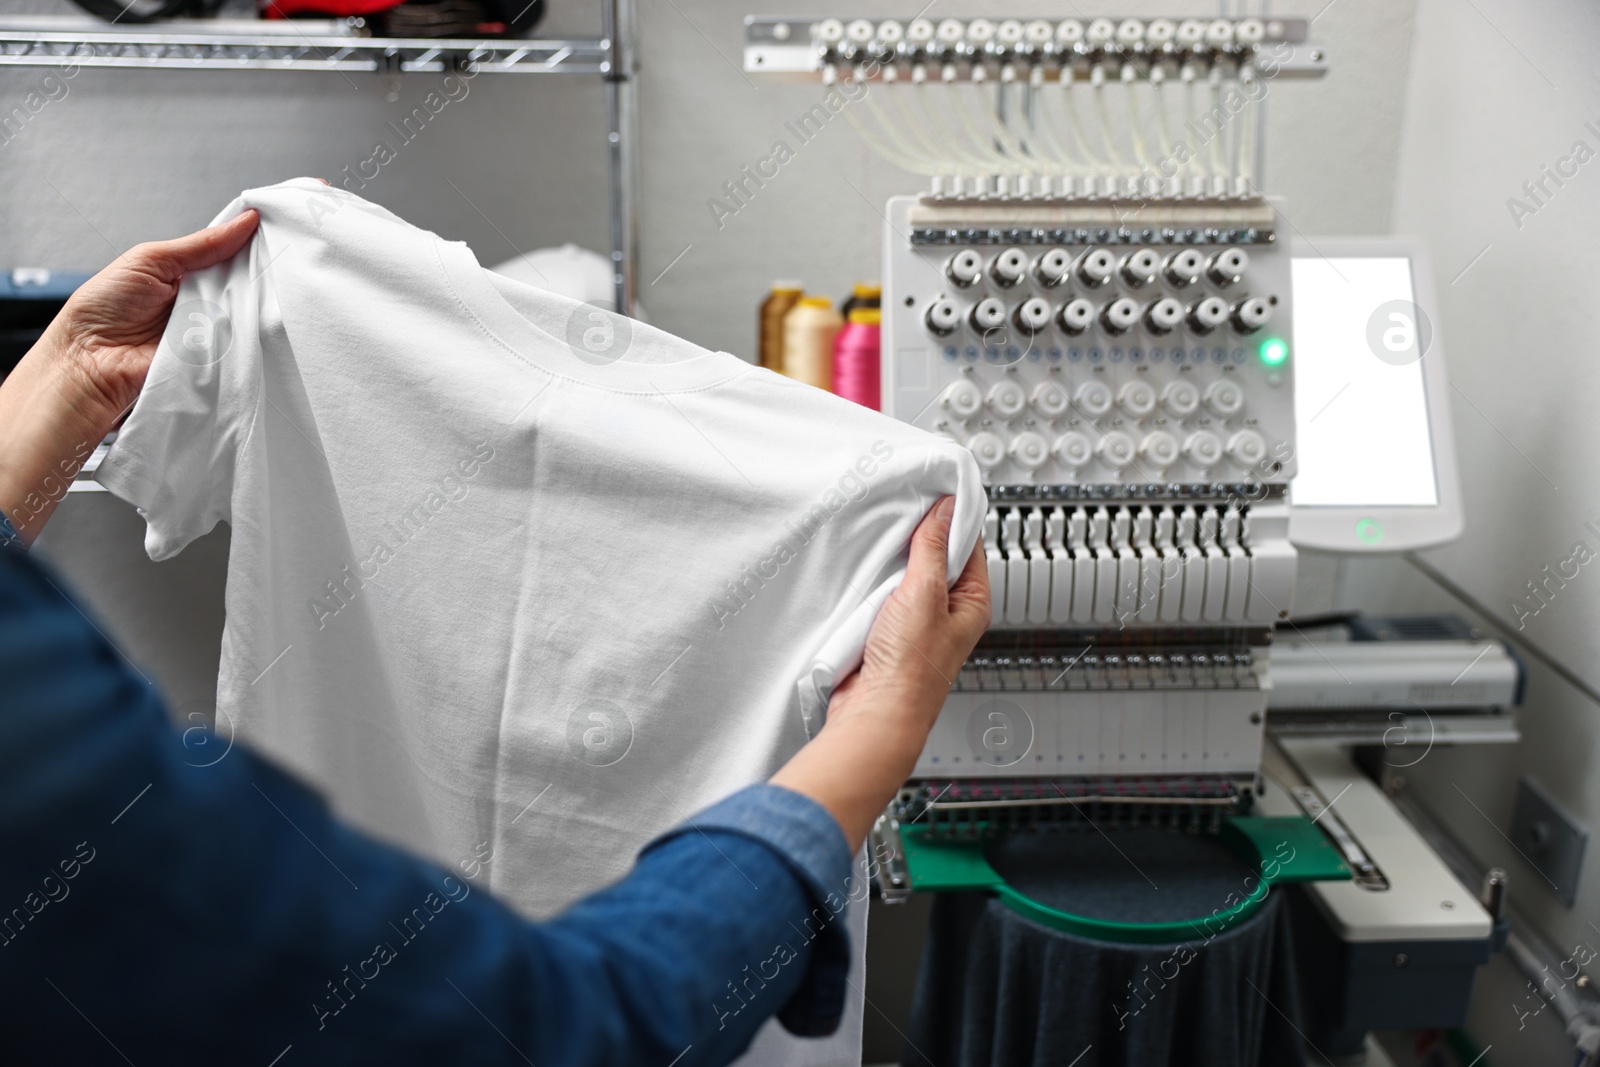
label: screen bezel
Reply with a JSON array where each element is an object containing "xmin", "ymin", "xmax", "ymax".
[{"xmin": 1288, "ymin": 236, "xmax": 1464, "ymax": 553}]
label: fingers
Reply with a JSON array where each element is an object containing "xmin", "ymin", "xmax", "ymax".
[
  {"xmin": 948, "ymin": 534, "xmax": 992, "ymax": 634},
  {"xmin": 952, "ymin": 533, "xmax": 988, "ymax": 600},
  {"xmin": 904, "ymin": 496, "xmax": 956, "ymax": 596},
  {"xmin": 131, "ymin": 209, "xmax": 260, "ymax": 283}
]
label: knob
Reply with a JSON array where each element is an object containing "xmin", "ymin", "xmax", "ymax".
[
  {"xmin": 1075, "ymin": 248, "xmax": 1115, "ymax": 288},
  {"xmin": 1203, "ymin": 379, "xmax": 1244, "ymax": 417},
  {"xmin": 1032, "ymin": 248, "xmax": 1072, "ymax": 288},
  {"xmin": 1120, "ymin": 248, "xmax": 1160, "ymax": 287},
  {"xmin": 967, "ymin": 431, "xmax": 1006, "ymax": 470},
  {"xmin": 1161, "ymin": 380, "xmax": 1200, "ymax": 417},
  {"xmin": 1146, "ymin": 17, "xmax": 1176, "ymax": 45},
  {"xmin": 1236, "ymin": 17, "xmax": 1265, "ymax": 44},
  {"xmin": 1013, "ymin": 297, "xmax": 1052, "ymax": 335},
  {"xmin": 935, "ymin": 19, "xmax": 965, "ymax": 47},
  {"xmin": 986, "ymin": 379, "xmax": 1027, "ymax": 419},
  {"xmin": 1057, "ymin": 298, "xmax": 1096, "ymax": 335},
  {"xmin": 1207, "ymin": 247, "xmax": 1249, "ymax": 287},
  {"xmin": 1101, "ymin": 298, "xmax": 1141, "ymax": 335},
  {"xmin": 969, "ymin": 298, "xmax": 1007, "ymax": 334},
  {"xmin": 1074, "ymin": 380, "xmax": 1113, "ymax": 418},
  {"xmin": 1031, "ymin": 381, "xmax": 1070, "ymax": 418},
  {"xmin": 1188, "ymin": 297, "xmax": 1229, "ymax": 334},
  {"xmin": 1145, "ymin": 297, "xmax": 1184, "ymax": 334},
  {"xmin": 1164, "ymin": 248, "xmax": 1204, "ymax": 288},
  {"xmin": 1141, "ymin": 431, "xmax": 1179, "ymax": 466},
  {"xmin": 1097, "ymin": 431, "xmax": 1137, "ymax": 468},
  {"xmin": 1054, "ymin": 431, "xmax": 1092, "ymax": 468},
  {"xmin": 1086, "ymin": 17, "xmax": 1116, "ymax": 47},
  {"xmin": 940, "ymin": 379, "xmax": 983, "ymax": 418},
  {"xmin": 1010, "ymin": 431, "xmax": 1050, "ymax": 470},
  {"xmin": 925, "ymin": 299, "xmax": 960, "ymax": 336},
  {"xmin": 988, "ymin": 247, "xmax": 1028, "ymax": 288},
  {"xmin": 945, "ymin": 249, "xmax": 983, "ymax": 288},
  {"xmin": 1231, "ymin": 297, "xmax": 1272, "ymax": 334},
  {"xmin": 1118, "ymin": 379, "xmax": 1156, "ymax": 417},
  {"xmin": 1227, "ymin": 429, "xmax": 1267, "ymax": 466},
  {"xmin": 1184, "ymin": 431, "xmax": 1222, "ymax": 467},
  {"xmin": 1204, "ymin": 17, "xmax": 1234, "ymax": 48}
]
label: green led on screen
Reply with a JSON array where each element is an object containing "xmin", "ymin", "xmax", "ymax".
[{"xmin": 1259, "ymin": 338, "xmax": 1289, "ymax": 366}]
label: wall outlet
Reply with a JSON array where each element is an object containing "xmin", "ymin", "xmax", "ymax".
[{"xmin": 1510, "ymin": 776, "xmax": 1588, "ymax": 907}]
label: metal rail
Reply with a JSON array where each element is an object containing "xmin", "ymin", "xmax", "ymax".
[
  {"xmin": 600, "ymin": 0, "xmax": 637, "ymax": 314},
  {"xmin": 742, "ymin": 14, "xmax": 1328, "ymax": 81},
  {"xmin": 0, "ymin": 17, "xmax": 609, "ymax": 74}
]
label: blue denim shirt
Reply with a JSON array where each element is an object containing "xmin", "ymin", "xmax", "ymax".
[{"xmin": 0, "ymin": 517, "xmax": 853, "ymax": 1065}]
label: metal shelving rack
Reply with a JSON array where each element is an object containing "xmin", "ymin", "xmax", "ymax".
[{"xmin": 0, "ymin": 0, "xmax": 639, "ymax": 312}]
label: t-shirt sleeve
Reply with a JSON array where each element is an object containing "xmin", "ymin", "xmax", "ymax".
[
  {"xmin": 95, "ymin": 198, "xmax": 268, "ymax": 562},
  {"xmin": 795, "ymin": 442, "xmax": 986, "ymax": 733}
]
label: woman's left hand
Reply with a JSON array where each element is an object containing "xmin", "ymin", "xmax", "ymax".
[
  {"xmin": 42, "ymin": 209, "xmax": 260, "ymax": 422},
  {"xmin": 0, "ymin": 209, "xmax": 259, "ymax": 544}
]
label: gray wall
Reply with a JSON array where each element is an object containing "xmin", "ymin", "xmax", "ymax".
[
  {"xmin": 5, "ymin": 0, "xmax": 1430, "ymax": 1060},
  {"xmin": 1337, "ymin": 0, "xmax": 1600, "ymax": 1060}
]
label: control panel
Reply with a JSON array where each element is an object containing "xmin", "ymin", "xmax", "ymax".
[{"xmin": 883, "ymin": 196, "xmax": 1296, "ymax": 490}]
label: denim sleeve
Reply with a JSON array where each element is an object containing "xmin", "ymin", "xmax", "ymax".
[
  {"xmin": 0, "ymin": 509, "xmax": 20, "ymax": 550},
  {"xmin": 0, "ymin": 543, "xmax": 854, "ymax": 1067},
  {"xmin": 640, "ymin": 784, "xmax": 855, "ymax": 1036}
]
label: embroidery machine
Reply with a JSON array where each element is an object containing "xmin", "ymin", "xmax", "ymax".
[{"xmin": 745, "ymin": 14, "xmax": 1520, "ymax": 1057}]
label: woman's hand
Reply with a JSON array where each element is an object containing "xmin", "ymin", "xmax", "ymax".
[
  {"xmin": 826, "ymin": 496, "xmax": 990, "ymax": 737},
  {"xmin": 770, "ymin": 496, "xmax": 989, "ymax": 849},
  {"xmin": 43, "ymin": 210, "xmax": 260, "ymax": 421},
  {"xmin": 0, "ymin": 210, "xmax": 259, "ymax": 543}
]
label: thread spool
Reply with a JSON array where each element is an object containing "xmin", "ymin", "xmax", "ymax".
[
  {"xmin": 840, "ymin": 281, "xmax": 881, "ymax": 320},
  {"xmin": 759, "ymin": 281, "xmax": 803, "ymax": 371},
  {"xmin": 833, "ymin": 307, "xmax": 881, "ymax": 410},
  {"xmin": 783, "ymin": 296, "xmax": 842, "ymax": 390}
]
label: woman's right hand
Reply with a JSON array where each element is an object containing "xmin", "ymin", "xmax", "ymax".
[
  {"xmin": 770, "ymin": 496, "xmax": 989, "ymax": 849},
  {"xmin": 825, "ymin": 495, "xmax": 989, "ymax": 741}
]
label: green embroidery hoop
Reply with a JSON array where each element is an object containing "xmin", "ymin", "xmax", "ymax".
[{"xmin": 897, "ymin": 815, "xmax": 1351, "ymax": 945}]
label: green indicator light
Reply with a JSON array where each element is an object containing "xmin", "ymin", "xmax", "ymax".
[{"xmin": 1259, "ymin": 337, "xmax": 1289, "ymax": 366}]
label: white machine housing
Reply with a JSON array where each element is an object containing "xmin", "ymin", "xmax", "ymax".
[
  {"xmin": 880, "ymin": 193, "xmax": 1300, "ymax": 796},
  {"xmin": 882, "ymin": 196, "xmax": 1299, "ymax": 634}
]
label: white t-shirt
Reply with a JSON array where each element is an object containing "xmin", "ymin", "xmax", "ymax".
[{"xmin": 99, "ymin": 179, "xmax": 983, "ymax": 1062}]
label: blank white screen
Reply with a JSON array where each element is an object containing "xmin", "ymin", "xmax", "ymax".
[{"xmin": 1290, "ymin": 257, "xmax": 1439, "ymax": 507}]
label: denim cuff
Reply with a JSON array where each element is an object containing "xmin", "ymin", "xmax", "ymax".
[
  {"xmin": 0, "ymin": 511, "xmax": 22, "ymax": 552},
  {"xmin": 644, "ymin": 783, "xmax": 855, "ymax": 1037}
]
